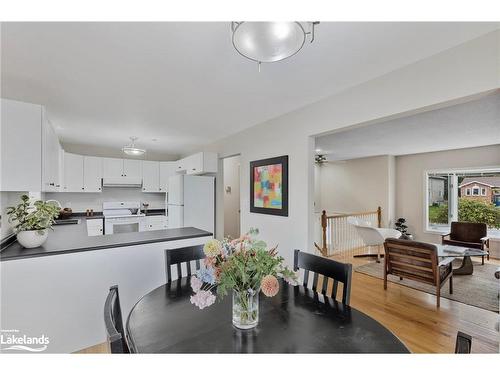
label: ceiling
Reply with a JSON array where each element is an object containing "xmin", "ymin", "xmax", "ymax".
[
  {"xmin": 315, "ymin": 92, "xmax": 500, "ymax": 161},
  {"xmin": 2, "ymin": 22, "xmax": 499, "ymax": 158}
]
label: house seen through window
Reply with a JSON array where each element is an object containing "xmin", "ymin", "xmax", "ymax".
[{"xmin": 426, "ymin": 169, "xmax": 500, "ymax": 233}]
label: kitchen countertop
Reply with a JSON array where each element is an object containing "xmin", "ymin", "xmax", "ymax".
[{"xmin": 0, "ymin": 222, "xmax": 212, "ymax": 262}]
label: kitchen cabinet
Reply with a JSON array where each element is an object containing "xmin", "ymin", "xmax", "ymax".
[
  {"xmin": 123, "ymin": 159, "xmax": 142, "ymax": 178},
  {"xmin": 159, "ymin": 161, "xmax": 177, "ymax": 192},
  {"xmin": 102, "ymin": 157, "xmax": 123, "ymax": 178},
  {"xmin": 63, "ymin": 152, "xmax": 84, "ymax": 192},
  {"xmin": 83, "ymin": 156, "xmax": 102, "ymax": 192},
  {"xmin": 176, "ymin": 152, "xmax": 218, "ymax": 175},
  {"xmin": 0, "ymin": 99, "xmax": 42, "ymax": 192},
  {"xmin": 142, "ymin": 161, "xmax": 160, "ymax": 192},
  {"xmin": 86, "ymin": 218, "xmax": 104, "ymax": 236},
  {"xmin": 102, "ymin": 157, "xmax": 142, "ymax": 178},
  {"xmin": 42, "ymin": 109, "xmax": 63, "ymax": 192},
  {"xmin": 145, "ymin": 215, "xmax": 168, "ymax": 231}
]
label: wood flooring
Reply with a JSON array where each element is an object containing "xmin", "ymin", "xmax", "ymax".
[{"xmin": 76, "ymin": 248, "xmax": 500, "ymax": 354}]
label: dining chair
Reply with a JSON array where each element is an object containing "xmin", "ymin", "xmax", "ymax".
[
  {"xmin": 384, "ymin": 238, "xmax": 453, "ymax": 308},
  {"xmin": 103, "ymin": 285, "xmax": 130, "ymax": 353},
  {"xmin": 455, "ymin": 331, "xmax": 472, "ymax": 353},
  {"xmin": 347, "ymin": 217, "xmax": 401, "ymax": 263},
  {"xmin": 165, "ymin": 245, "xmax": 206, "ymax": 282},
  {"xmin": 293, "ymin": 249, "xmax": 353, "ymax": 305}
]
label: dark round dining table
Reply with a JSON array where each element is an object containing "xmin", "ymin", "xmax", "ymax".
[{"xmin": 126, "ymin": 277, "xmax": 410, "ymax": 353}]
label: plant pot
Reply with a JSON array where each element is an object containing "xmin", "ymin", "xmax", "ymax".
[
  {"xmin": 17, "ymin": 230, "xmax": 48, "ymax": 249},
  {"xmin": 232, "ymin": 289, "xmax": 259, "ymax": 329}
]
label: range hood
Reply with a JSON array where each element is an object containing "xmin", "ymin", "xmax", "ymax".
[{"xmin": 102, "ymin": 177, "xmax": 143, "ymax": 188}]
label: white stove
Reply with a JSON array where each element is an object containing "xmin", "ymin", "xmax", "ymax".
[{"xmin": 103, "ymin": 202, "xmax": 146, "ymax": 234}]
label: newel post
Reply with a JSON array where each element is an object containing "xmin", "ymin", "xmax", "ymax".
[
  {"xmin": 377, "ymin": 206, "xmax": 382, "ymax": 228},
  {"xmin": 321, "ymin": 210, "xmax": 327, "ymax": 252}
]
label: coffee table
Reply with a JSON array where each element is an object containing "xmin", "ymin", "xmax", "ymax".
[{"xmin": 436, "ymin": 244, "xmax": 488, "ymax": 275}]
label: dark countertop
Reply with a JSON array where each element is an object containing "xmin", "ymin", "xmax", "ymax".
[{"xmin": 0, "ymin": 223, "xmax": 212, "ymax": 262}]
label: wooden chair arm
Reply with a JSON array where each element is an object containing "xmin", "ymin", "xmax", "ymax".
[
  {"xmin": 480, "ymin": 237, "xmax": 489, "ymax": 247},
  {"xmin": 441, "ymin": 233, "xmax": 451, "ymax": 241}
]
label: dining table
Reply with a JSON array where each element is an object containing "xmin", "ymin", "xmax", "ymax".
[{"xmin": 126, "ymin": 277, "xmax": 410, "ymax": 353}]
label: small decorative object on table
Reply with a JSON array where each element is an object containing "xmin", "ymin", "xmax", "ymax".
[
  {"xmin": 395, "ymin": 218, "xmax": 412, "ymax": 240},
  {"xmin": 190, "ymin": 228, "xmax": 297, "ymax": 329},
  {"xmin": 6, "ymin": 194, "xmax": 60, "ymax": 248}
]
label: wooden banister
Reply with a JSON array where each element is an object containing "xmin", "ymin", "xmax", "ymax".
[{"xmin": 316, "ymin": 207, "xmax": 383, "ymax": 257}]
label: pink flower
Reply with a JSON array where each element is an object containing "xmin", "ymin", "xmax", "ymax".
[
  {"xmin": 261, "ymin": 275, "xmax": 279, "ymax": 297},
  {"xmin": 190, "ymin": 290, "xmax": 216, "ymax": 309},
  {"xmin": 190, "ymin": 276, "xmax": 203, "ymax": 293}
]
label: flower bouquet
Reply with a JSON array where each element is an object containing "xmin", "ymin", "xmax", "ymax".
[{"xmin": 190, "ymin": 228, "xmax": 297, "ymax": 329}]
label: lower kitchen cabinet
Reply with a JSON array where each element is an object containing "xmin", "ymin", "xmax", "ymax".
[
  {"xmin": 86, "ymin": 218, "xmax": 104, "ymax": 236},
  {"xmin": 145, "ymin": 215, "xmax": 168, "ymax": 231}
]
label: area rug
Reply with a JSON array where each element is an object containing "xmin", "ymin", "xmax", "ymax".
[{"xmin": 355, "ymin": 260, "xmax": 499, "ymax": 312}]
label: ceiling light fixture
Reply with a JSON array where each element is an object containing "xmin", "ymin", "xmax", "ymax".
[
  {"xmin": 122, "ymin": 136, "xmax": 146, "ymax": 156},
  {"xmin": 231, "ymin": 22, "xmax": 319, "ymax": 71}
]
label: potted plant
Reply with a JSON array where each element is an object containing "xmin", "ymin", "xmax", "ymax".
[
  {"xmin": 395, "ymin": 218, "xmax": 412, "ymax": 240},
  {"xmin": 6, "ymin": 194, "xmax": 60, "ymax": 248},
  {"xmin": 189, "ymin": 228, "xmax": 297, "ymax": 329}
]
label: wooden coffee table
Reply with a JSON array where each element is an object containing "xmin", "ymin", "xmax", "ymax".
[{"xmin": 436, "ymin": 244, "xmax": 488, "ymax": 275}]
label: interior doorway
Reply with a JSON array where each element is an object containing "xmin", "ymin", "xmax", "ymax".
[{"xmin": 223, "ymin": 155, "xmax": 241, "ymax": 239}]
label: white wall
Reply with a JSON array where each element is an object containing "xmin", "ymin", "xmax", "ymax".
[
  {"xmin": 396, "ymin": 144, "xmax": 500, "ymax": 243},
  {"xmin": 223, "ymin": 156, "xmax": 241, "ymax": 238},
  {"xmin": 318, "ymin": 155, "xmax": 395, "ymax": 226},
  {"xmin": 200, "ymin": 31, "xmax": 499, "ymax": 267},
  {"xmin": 44, "ymin": 189, "xmax": 165, "ymax": 213}
]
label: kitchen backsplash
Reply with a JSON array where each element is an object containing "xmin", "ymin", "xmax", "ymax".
[{"xmin": 44, "ymin": 189, "xmax": 165, "ymax": 213}]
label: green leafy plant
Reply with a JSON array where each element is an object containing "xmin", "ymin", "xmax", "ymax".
[
  {"xmin": 394, "ymin": 218, "xmax": 409, "ymax": 235},
  {"xmin": 428, "ymin": 199, "xmax": 500, "ymax": 229},
  {"xmin": 458, "ymin": 198, "xmax": 499, "ymax": 229},
  {"xmin": 6, "ymin": 194, "xmax": 60, "ymax": 234}
]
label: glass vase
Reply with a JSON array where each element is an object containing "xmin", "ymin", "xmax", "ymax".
[{"xmin": 232, "ymin": 289, "xmax": 259, "ymax": 329}]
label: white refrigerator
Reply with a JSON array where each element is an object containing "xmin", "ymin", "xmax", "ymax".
[{"xmin": 167, "ymin": 175, "xmax": 215, "ymax": 233}]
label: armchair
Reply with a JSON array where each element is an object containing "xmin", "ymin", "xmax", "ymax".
[{"xmin": 441, "ymin": 222, "xmax": 489, "ymax": 264}]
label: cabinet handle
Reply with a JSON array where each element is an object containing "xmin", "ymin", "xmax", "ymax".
[
  {"xmin": 56, "ymin": 184, "xmax": 60, "ymax": 187},
  {"xmin": 49, "ymin": 182, "xmax": 55, "ymax": 186},
  {"xmin": 192, "ymin": 168, "xmax": 196, "ymax": 171},
  {"xmin": 82, "ymin": 187, "xmax": 84, "ymax": 190}
]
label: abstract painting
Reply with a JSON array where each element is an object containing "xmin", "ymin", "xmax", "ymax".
[{"xmin": 250, "ymin": 155, "xmax": 288, "ymax": 216}]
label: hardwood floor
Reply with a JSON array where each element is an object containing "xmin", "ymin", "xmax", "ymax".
[
  {"xmin": 330, "ymin": 248, "xmax": 499, "ymax": 353},
  {"xmin": 76, "ymin": 248, "xmax": 500, "ymax": 354}
]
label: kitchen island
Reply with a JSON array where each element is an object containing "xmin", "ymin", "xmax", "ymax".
[{"xmin": 0, "ymin": 223, "xmax": 212, "ymax": 353}]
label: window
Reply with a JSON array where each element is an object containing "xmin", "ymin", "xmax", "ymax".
[{"xmin": 426, "ymin": 169, "xmax": 500, "ymax": 233}]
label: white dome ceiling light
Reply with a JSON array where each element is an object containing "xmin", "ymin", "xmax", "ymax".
[
  {"xmin": 231, "ymin": 22, "xmax": 319, "ymax": 71},
  {"xmin": 122, "ymin": 136, "xmax": 146, "ymax": 156}
]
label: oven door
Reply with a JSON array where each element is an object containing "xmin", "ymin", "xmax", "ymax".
[{"xmin": 105, "ymin": 217, "xmax": 144, "ymax": 234}]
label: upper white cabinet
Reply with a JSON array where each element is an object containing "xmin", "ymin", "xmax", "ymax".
[
  {"xmin": 175, "ymin": 152, "xmax": 218, "ymax": 175},
  {"xmin": 0, "ymin": 99, "xmax": 42, "ymax": 192},
  {"xmin": 123, "ymin": 159, "xmax": 142, "ymax": 178},
  {"xmin": 102, "ymin": 158, "xmax": 123, "ymax": 178},
  {"xmin": 142, "ymin": 161, "xmax": 160, "ymax": 192},
  {"xmin": 63, "ymin": 152, "xmax": 84, "ymax": 192},
  {"xmin": 83, "ymin": 156, "xmax": 102, "ymax": 192},
  {"xmin": 102, "ymin": 158, "xmax": 142, "ymax": 178},
  {"xmin": 159, "ymin": 162, "xmax": 177, "ymax": 192},
  {"xmin": 42, "ymin": 109, "xmax": 63, "ymax": 192}
]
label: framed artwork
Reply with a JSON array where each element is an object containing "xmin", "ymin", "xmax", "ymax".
[{"xmin": 250, "ymin": 155, "xmax": 288, "ymax": 216}]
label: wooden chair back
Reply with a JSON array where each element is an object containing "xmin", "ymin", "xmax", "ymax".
[
  {"xmin": 450, "ymin": 221, "xmax": 486, "ymax": 243},
  {"xmin": 384, "ymin": 238, "xmax": 438, "ymax": 286},
  {"xmin": 293, "ymin": 249, "xmax": 352, "ymax": 305},
  {"xmin": 455, "ymin": 331, "xmax": 472, "ymax": 354},
  {"xmin": 104, "ymin": 285, "xmax": 130, "ymax": 353},
  {"xmin": 165, "ymin": 245, "xmax": 206, "ymax": 282}
]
